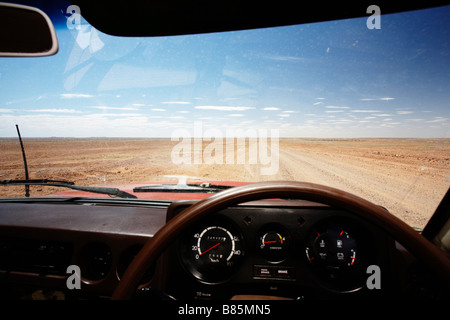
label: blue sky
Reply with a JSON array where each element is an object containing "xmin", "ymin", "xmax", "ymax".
[{"xmin": 0, "ymin": 5, "xmax": 449, "ymax": 138}]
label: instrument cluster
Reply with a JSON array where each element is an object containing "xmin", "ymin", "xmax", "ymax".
[{"xmin": 177, "ymin": 206, "xmax": 377, "ymax": 293}]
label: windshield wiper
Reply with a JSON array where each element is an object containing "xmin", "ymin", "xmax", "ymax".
[
  {"xmin": 0, "ymin": 179, "xmax": 137, "ymax": 199},
  {"xmin": 133, "ymin": 182, "xmax": 232, "ymax": 193}
]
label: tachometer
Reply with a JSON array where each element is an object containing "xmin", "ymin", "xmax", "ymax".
[{"xmin": 180, "ymin": 220, "xmax": 244, "ymax": 283}]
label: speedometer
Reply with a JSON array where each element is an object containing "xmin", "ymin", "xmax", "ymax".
[
  {"xmin": 196, "ymin": 226, "xmax": 238, "ymax": 263},
  {"xmin": 179, "ymin": 219, "xmax": 244, "ymax": 283}
]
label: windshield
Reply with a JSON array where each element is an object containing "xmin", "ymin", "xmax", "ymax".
[{"xmin": 0, "ymin": 3, "xmax": 449, "ymax": 230}]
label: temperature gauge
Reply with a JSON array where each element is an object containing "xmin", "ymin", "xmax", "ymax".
[{"xmin": 259, "ymin": 228, "xmax": 290, "ymax": 262}]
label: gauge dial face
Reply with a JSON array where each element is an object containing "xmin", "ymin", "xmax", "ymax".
[
  {"xmin": 306, "ymin": 226, "xmax": 357, "ymax": 269},
  {"xmin": 180, "ymin": 221, "xmax": 243, "ymax": 283},
  {"xmin": 305, "ymin": 220, "xmax": 370, "ymax": 291},
  {"xmin": 259, "ymin": 229, "xmax": 290, "ymax": 262},
  {"xmin": 196, "ymin": 226, "xmax": 237, "ymax": 263}
]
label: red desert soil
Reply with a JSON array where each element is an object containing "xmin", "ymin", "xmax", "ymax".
[{"xmin": 1, "ymin": 138, "xmax": 449, "ymax": 229}]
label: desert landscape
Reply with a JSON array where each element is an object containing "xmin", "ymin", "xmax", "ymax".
[{"xmin": 1, "ymin": 137, "xmax": 449, "ymax": 229}]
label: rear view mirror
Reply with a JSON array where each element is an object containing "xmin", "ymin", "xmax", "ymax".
[{"xmin": 0, "ymin": 2, "xmax": 58, "ymax": 57}]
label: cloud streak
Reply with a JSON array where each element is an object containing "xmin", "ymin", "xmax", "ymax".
[
  {"xmin": 91, "ymin": 106, "xmax": 138, "ymax": 111},
  {"xmin": 29, "ymin": 109, "xmax": 83, "ymax": 113},
  {"xmin": 60, "ymin": 93, "xmax": 94, "ymax": 99},
  {"xmin": 360, "ymin": 97, "xmax": 395, "ymax": 101},
  {"xmin": 195, "ymin": 106, "xmax": 256, "ymax": 111},
  {"xmin": 161, "ymin": 101, "xmax": 192, "ymax": 105}
]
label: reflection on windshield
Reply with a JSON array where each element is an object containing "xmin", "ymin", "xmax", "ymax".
[{"xmin": 0, "ymin": 5, "xmax": 449, "ymax": 230}]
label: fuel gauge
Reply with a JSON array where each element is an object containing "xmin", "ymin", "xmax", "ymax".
[
  {"xmin": 305, "ymin": 226, "xmax": 357, "ymax": 269},
  {"xmin": 304, "ymin": 220, "xmax": 367, "ymax": 291},
  {"xmin": 259, "ymin": 228, "xmax": 290, "ymax": 262}
]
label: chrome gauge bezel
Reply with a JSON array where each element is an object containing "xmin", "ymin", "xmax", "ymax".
[
  {"xmin": 304, "ymin": 217, "xmax": 370, "ymax": 291},
  {"xmin": 178, "ymin": 216, "xmax": 244, "ymax": 284}
]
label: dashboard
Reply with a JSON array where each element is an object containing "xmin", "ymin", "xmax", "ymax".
[
  {"xmin": 0, "ymin": 199, "xmax": 166, "ymax": 299},
  {"xmin": 0, "ymin": 197, "xmax": 444, "ymax": 300}
]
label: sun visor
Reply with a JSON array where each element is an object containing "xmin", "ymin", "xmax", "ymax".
[{"xmin": 69, "ymin": 0, "xmax": 449, "ymax": 37}]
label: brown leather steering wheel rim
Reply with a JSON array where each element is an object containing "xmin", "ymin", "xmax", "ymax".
[{"xmin": 112, "ymin": 181, "xmax": 450, "ymax": 299}]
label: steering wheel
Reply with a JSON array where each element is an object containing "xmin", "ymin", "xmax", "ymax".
[{"xmin": 111, "ymin": 181, "xmax": 450, "ymax": 299}]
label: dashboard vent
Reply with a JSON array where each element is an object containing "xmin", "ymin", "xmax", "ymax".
[
  {"xmin": 78, "ymin": 242, "xmax": 112, "ymax": 281},
  {"xmin": 0, "ymin": 237, "xmax": 73, "ymax": 276}
]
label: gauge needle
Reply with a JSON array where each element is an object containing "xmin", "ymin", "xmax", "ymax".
[
  {"xmin": 200, "ymin": 242, "xmax": 221, "ymax": 256},
  {"xmin": 264, "ymin": 234, "xmax": 283, "ymax": 244}
]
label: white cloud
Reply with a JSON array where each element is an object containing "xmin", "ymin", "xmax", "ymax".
[
  {"xmin": 397, "ymin": 111, "xmax": 414, "ymax": 115},
  {"xmin": 406, "ymin": 118, "xmax": 424, "ymax": 122},
  {"xmin": 0, "ymin": 109, "xmax": 13, "ymax": 113},
  {"xmin": 195, "ymin": 106, "xmax": 256, "ymax": 111},
  {"xmin": 325, "ymin": 106, "xmax": 350, "ymax": 109},
  {"xmin": 360, "ymin": 97, "xmax": 395, "ymax": 101},
  {"xmin": 327, "ymin": 119, "xmax": 354, "ymax": 123},
  {"xmin": 60, "ymin": 93, "xmax": 93, "ymax": 99},
  {"xmin": 92, "ymin": 106, "xmax": 138, "ymax": 110},
  {"xmin": 88, "ymin": 113, "xmax": 144, "ymax": 117},
  {"xmin": 427, "ymin": 117, "xmax": 448, "ymax": 123},
  {"xmin": 263, "ymin": 107, "xmax": 280, "ymax": 111},
  {"xmin": 263, "ymin": 55, "xmax": 305, "ymax": 62},
  {"xmin": 351, "ymin": 110, "xmax": 381, "ymax": 113},
  {"xmin": 161, "ymin": 101, "xmax": 192, "ymax": 105},
  {"xmin": 151, "ymin": 108, "xmax": 166, "ymax": 112},
  {"xmin": 29, "ymin": 109, "xmax": 83, "ymax": 113}
]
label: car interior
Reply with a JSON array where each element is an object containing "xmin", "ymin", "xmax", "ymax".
[{"xmin": 0, "ymin": 0, "xmax": 449, "ymax": 304}]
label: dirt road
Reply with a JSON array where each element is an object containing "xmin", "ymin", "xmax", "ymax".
[
  {"xmin": 1, "ymin": 138, "xmax": 449, "ymax": 228},
  {"xmin": 275, "ymin": 141, "xmax": 449, "ymax": 228}
]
